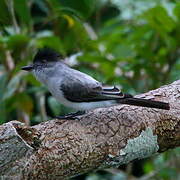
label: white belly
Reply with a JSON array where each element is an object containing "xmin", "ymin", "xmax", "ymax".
[
  {"xmin": 47, "ymin": 83, "xmax": 115, "ymax": 110},
  {"xmin": 34, "ymin": 72, "xmax": 117, "ymax": 110},
  {"xmin": 51, "ymin": 89, "xmax": 116, "ymax": 110},
  {"xmin": 61, "ymin": 99, "xmax": 116, "ymax": 110}
]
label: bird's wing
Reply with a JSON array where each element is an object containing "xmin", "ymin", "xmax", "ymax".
[{"xmin": 61, "ymin": 77, "xmax": 127, "ymax": 102}]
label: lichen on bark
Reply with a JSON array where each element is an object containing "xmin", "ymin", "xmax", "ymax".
[{"xmin": 0, "ymin": 80, "xmax": 180, "ymax": 179}]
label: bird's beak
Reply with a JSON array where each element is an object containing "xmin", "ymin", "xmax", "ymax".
[{"xmin": 21, "ymin": 64, "xmax": 34, "ymax": 71}]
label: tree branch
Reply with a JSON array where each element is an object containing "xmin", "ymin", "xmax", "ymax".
[{"xmin": 0, "ymin": 80, "xmax": 180, "ymax": 179}]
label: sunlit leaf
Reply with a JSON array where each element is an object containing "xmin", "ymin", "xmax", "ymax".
[
  {"xmin": 3, "ymin": 72, "xmax": 23, "ymax": 100},
  {"xmin": 174, "ymin": 2, "xmax": 180, "ymax": 19}
]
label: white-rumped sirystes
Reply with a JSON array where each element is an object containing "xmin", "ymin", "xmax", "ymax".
[{"xmin": 22, "ymin": 48, "xmax": 170, "ymax": 120}]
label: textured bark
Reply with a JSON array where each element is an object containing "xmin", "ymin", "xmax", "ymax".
[{"xmin": 0, "ymin": 80, "xmax": 180, "ymax": 179}]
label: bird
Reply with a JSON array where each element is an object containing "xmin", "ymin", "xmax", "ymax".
[{"xmin": 21, "ymin": 48, "xmax": 170, "ymax": 119}]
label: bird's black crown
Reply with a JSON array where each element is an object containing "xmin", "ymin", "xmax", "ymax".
[{"xmin": 33, "ymin": 48, "xmax": 62, "ymax": 63}]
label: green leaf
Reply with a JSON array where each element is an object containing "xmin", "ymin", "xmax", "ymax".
[
  {"xmin": 144, "ymin": 6, "xmax": 176, "ymax": 34},
  {"xmin": 0, "ymin": 73, "xmax": 8, "ymax": 123},
  {"xmin": 35, "ymin": 36, "xmax": 65, "ymax": 55},
  {"xmin": 48, "ymin": 96, "xmax": 62, "ymax": 115},
  {"xmin": 110, "ymin": 44, "xmax": 135, "ymax": 58},
  {"xmin": 59, "ymin": 0, "xmax": 96, "ymax": 19},
  {"xmin": 7, "ymin": 34, "xmax": 30, "ymax": 50},
  {"xmin": 144, "ymin": 161, "xmax": 154, "ymax": 173},
  {"xmin": 3, "ymin": 72, "xmax": 23, "ymax": 100},
  {"xmin": 0, "ymin": 0, "xmax": 11, "ymax": 27},
  {"xmin": 7, "ymin": 92, "xmax": 34, "ymax": 115},
  {"xmin": 14, "ymin": 0, "xmax": 32, "ymax": 26},
  {"xmin": 174, "ymin": 2, "xmax": 180, "ymax": 20},
  {"xmin": 159, "ymin": 167, "xmax": 177, "ymax": 180},
  {"xmin": 24, "ymin": 74, "xmax": 41, "ymax": 87}
]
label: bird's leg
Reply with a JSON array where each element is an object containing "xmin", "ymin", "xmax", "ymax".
[{"xmin": 55, "ymin": 111, "xmax": 86, "ymax": 120}]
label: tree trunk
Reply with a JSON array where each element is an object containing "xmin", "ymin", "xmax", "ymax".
[{"xmin": 0, "ymin": 80, "xmax": 180, "ymax": 179}]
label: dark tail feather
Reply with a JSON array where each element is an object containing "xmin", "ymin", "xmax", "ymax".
[{"xmin": 117, "ymin": 97, "xmax": 170, "ymax": 110}]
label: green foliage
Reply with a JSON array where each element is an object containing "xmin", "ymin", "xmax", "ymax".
[
  {"xmin": 0, "ymin": 0, "xmax": 179, "ymax": 179},
  {"xmin": 0, "ymin": 0, "xmax": 11, "ymax": 26},
  {"xmin": 14, "ymin": 0, "xmax": 32, "ymax": 27}
]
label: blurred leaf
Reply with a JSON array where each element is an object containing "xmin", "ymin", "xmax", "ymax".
[
  {"xmin": 0, "ymin": 0, "xmax": 11, "ymax": 27},
  {"xmin": 7, "ymin": 34, "xmax": 30, "ymax": 50},
  {"xmin": 7, "ymin": 92, "xmax": 34, "ymax": 115},
  {"xmin": 3, "ymin": 72, "xmax": 23, "ymax": 100},
  {"xmin": 174, "ymin": 2, "xmax": 180, "ymax": 19},
  {"xmin": 78, "ymin": 53, "xmax": 107, "ymax": 63},
  {"xmin": 170, "ymin": 58, "xmax": 180, "ymax": 81},
  {"xmin": 35, "ymin": 36, "xmax": 65, "ymax": 55},
  {"xmin": 62, "ymin": 14, "xmax": 75, "ymax": 28},
  {"xmin": 144, "ymin": 161, "xmax": 154, "ymax": 173},
  {"xmin": 23, "ymin": 74, "xmax": 41, "ymax": 86},
  {"xmin": 159, "ymin": 167, "xmax": 177, "ymax": 180},
  {"xmin": 59, "ymin": 0, "xmax": 96, "ymax": 19},
  {"xmin": 16, "ymin": 93, "xmax": 33, "ymax": 115},
  {"xmin": 14, "ymin": 0, "xmax": 32, "ymax": 26},
  {"xmin": 154, "ymin": 154, "xmax": 165, "ymax": 168},
  {"xmin": 110, "ymin": 44, "xmax": 134, "ymax": 58},
  {"xmin": 46, "ymin": 0, "xmax": 61, "ymax": 11},
  {"xmin": 48, "ymin": 96, "xmax": 62, "ymax": 115},
  {"xmin": 144, "ymin": 6, "xmax": 176, "ymax": 35},
  {"xmin": 0, "ymin": 72, "xmax": 8, "ymax": 123},
  {"xmin": 34, "ymin": 0, "xmax": 49, "ymax": 14},
  {"xmin": 0, "ymin": 70, "xmax": 7, "ymax": 97}
]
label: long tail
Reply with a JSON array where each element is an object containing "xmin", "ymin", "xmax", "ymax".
[
  {"xmin": 117, "ymin": 97, "xmax": 170, "ymax": 110},
  {"xmin": 102, "ymin": 86, "xmax": 170, "ymax": 110}
]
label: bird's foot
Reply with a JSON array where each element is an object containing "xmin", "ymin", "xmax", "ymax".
[{"xmin": 55, "ymin": 111, "xmax": 85, "ymax": 120}]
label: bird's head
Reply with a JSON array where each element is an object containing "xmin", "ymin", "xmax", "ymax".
[{"xmin": 21, "ymin": 48, "xmax": 61, "ymax": 72}]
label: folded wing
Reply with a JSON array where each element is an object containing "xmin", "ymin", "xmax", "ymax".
[
  {"xmin": 60, "ymin": 78, "xmax": 169, "ymax": 110},
  {"xmin": 61, "ymin": 79, "xmax": 127, "ymax": 102}
]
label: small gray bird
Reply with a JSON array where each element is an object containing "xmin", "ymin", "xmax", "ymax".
[{"xmin": 22, "ymin": 48, "xmax": 170, "ymax": 119}]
